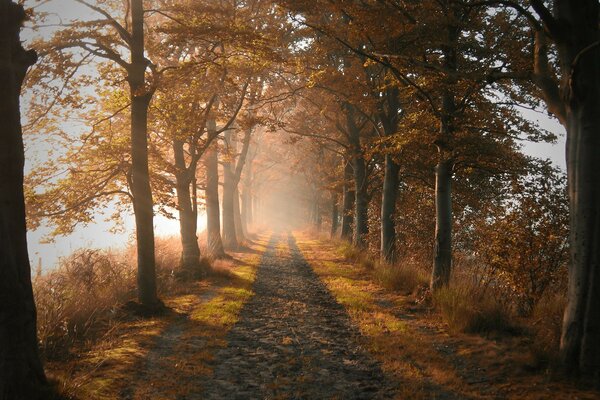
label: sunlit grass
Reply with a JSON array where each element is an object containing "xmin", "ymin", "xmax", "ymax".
[{"xmin": 48, "ymin": 233, "xmax": 268, "ymax": 399}]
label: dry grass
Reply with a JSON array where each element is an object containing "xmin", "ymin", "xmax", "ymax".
[
  {"xmin": 43, "ymin": 233, "xmax": 269, "ymax": 399},
  {"xmin": 34, "ymin": 235, "xmax": 210, "ymax": 360},
  {"xmin": 373, "ymin": 263, "xmax": 429, "ymax": 294},
  {"xmin": 34, "ymin": 249, "xmax": 137, "ymax": 359},
  {"xmin": 529, "ymin": 292, "xmax": 567, "ymax": 364},
  {"xmin": 299, "ymin": 233, "xmax": 599, "ymax": 399},
  {"xmin": 432, "ymin": 284, "xmax": 515, "ymax": 335}
]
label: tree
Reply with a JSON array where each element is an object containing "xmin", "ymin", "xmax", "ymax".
[
  {"xmin": 464, "ymin": 0, "xmax": 600, "ymax": 377},
  {"xmin": 0, "ymin": 1, "xmax": 47, "ymax": 397},
  {"xmin": 27, "ymin": 0, "xmax": 164, "ymax": 307}
]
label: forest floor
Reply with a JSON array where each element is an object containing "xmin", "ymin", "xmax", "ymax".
[{"xmin": 49, "ymin": 231, "xmax": 600, "ymax": 399}]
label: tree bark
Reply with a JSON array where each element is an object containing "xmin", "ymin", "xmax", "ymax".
[
  {"xmin": 381, "ymin": 154, "xmax": 400, "ymax": 263},
  {"xmin": 128, "ymin": 0, "xmax": 158, "ymax": 306},
  {"xmin": 331, "ymin": 191, "xmax": 339, "ymax": 239},
  {"xmin": 221, "ymin": 126, "xmax": 253, "ymax": 249},
  {"xmin": 0, "ymin": 2, "xmax": 48, "ymax": 397},
  {"xmin": 431, "ymin": 159, "xmax": 453, "ymax": 289},
  {"xmin": 550, "ymin": 0, "xmax": 600, "ymax": 375},
  {"xmin": 173, "ymin": 139, "xmax": 201, "ymax": 272},
  {"xmin": 234, "ymin": 186, "xmax": 245, "ymax": 241},
  {"xmin": 378, "ymin": 85, "xmax": 401, "ymax": 263},
  {"xmin": 341, "ymin": 159, "xmax": 354, "ymax": 241},
  {"xmin": 430, "ymin": 5, "xmax": 457, "ymax": 290},
  {"xmin": 346, "ymin": 106, "xmax": 369, "ymax": 248},
  {"xmin": 221, "ymin": 130, "xmax": 238, "ymax": 249},
  {"xmin": 241, "ymin": 164, "xmax": 252, "ymax": 232},
  {"xmin": 204, "ymin": 138, "xmax": 225, "ymax": 257}
]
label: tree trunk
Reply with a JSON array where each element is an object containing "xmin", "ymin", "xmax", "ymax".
[
  {"xmin": 204, "ymin": 139, "xmax": 225, "ymax": 257},
  {"xmin": 234, "ymin": 186, "xmax": 245, "ymax": 242},
  {"xmin": 129, "ymin": 0, "xmax": 158, "ymax": 306},
  {"xmin": 0, "ymin": 3, "xmax": 48, "ymax": 397},
  {"xmin": 221, "ymin": 130, "xmax": 238, "ymax": 249},
  {"xmin": 381, "ymin": 154, "xmax": 400, "ymax": 263},
  {"xmin": 341, "ymin": 160, "xmax": 354, "ymax": 241},
  {"xmin": 173, "ymin": 139, "xmax": 201, "ymax": 272},
  {"xmin": 331, "ymin": 192, "xmax": 339, "ymax": 239},
  {"xmin": 242, "ymin": 160, "xmax": 253, "ymax": 231},
  {"xmin": 554, "ymin": 0, "xmax": 600, "ymax": 375},
  {"xmin": 430, "ymin": 7, "xmax": 457, "ymax": 291},
  {"xmin": 431, "ymin": 159, "xmax": 453, "ymax": 289},
  {"xmin": 353, "ymin": 153, "xmax": 368, "ymax": 248}
]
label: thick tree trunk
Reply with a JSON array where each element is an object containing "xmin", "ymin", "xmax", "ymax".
[
  {"xmin": 0, "ymin": 3, "xmax": 47, "ymax": 397},
  {"xmin": 555, "ymin": 0, "xmax": 600, "ymax": 375},
  {"xmin": 431, "ymin": 159, "xmax": 453, "ymax": 289},
  {"xmin": 173, "ymin": 140, "xmax": 201, "ymax": 272},
  {"xmin": 204, "ymin": 140, "xmax": 225, "ymax": 257},
  {"xmin": 331, "ymin": 192, "xmax": 339, "ymax": 239},
  {"xmin": 381, "ymin": 154, "xmax": 400, "ymax": 263},
  {"xmin": 341, "ymin": 160, "xmax": 354, "ymax": 241},
  {"xmin": 129, "ymin": 0, "xmax": 158, "ymax": 306}
]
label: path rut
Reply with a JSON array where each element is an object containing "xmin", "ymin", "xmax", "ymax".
[{"xmin": 201, "ymin": 233, "xmax": 393, "ymax": 399}]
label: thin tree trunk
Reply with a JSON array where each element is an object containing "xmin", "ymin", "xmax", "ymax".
[
  {"xmin": 381, "ymin": 154, "xmax": 400, "ymax": 263},
  {"xmin": 234, "ymin": 186, "xmax": 245, "ymax": 241},
  {"xmin": 353, "ymin": 153, "xmax": 368, "ymax": 248},
  {"xmin": 129, "ymin": 0, "xmax": 158, "ymax": 306},
  {"xmin": 430, "ymin": 7, "xmax": 457, "ymax": 290},
  {"xmin": 431, "ymin": 159, "xmax": 453, "ymax": 289},
  {"xmin": 204, "ymin": 139, "xmax": 225, "ymax": 257},
  {"xmin": 331, "ymin": 192, "xmax": 339, "ymax": 238},
  {"xmin": 221, "ymin": 131, "xmax": 238, "ymax": 249},
  {"xmin": 341, "ymin": 160, "xmax": 354, "ymax": 241},
  {"xmin": 554, "ymin": 0, "xmax": 600, "ymax": 375},
  {"xmin": 173, "ymin": 139, "xmax": 201, "ymax": 272},
  {"xmin": 242, "ymin": 159, "xmax": 253, "ymax": 231},
  {"xmin": 345, "ymin": 105, "xmax": 369, "ymax": 248},
  {"xmin": 0, "ymin": 3, "xmax": 47, "ymax": 396}
]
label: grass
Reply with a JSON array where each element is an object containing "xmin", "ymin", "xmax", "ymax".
[
  {"xmin": 40, "ymin": 233, "xmax": 268, "ymax": 399},
  {"xmin": 432, "ymin": 284, "xmax": 514, "ymax": 335},
  {"xmin": 298, "ymin": 232, "xmax": 598, "ymax": 399}
]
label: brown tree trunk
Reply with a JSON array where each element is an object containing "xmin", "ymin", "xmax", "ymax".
[
  {"xmin": 221, "ymin": 130, "xmax": 238, "ymax": 249},
  {"xmin": 0, "ymin": 2, "xmax": 47, "ymax": 396},
  {"xmin": 381, "ymin": 154, "xmax": 400, "ymax": 263},
  {"xmin": 331, "ymin": 191, "xmax": 339, "ymax": 238},
  {"xmin": 234, "ymin": 186, "xmax": 245, "ymax": 242},
  {"xmin": 431, "ymin": 7, "xmax": 457, "ymax": 290},
  {"xmin": 173, "ymin": 139, "xmax": 201, "ymax": 272},
  {"xmin": 552, "ymin": 0, "xmax": 600, "ymax": 375},
  {"xmin": 204, "ymin": 139, "xmax": 225, "ymax": 257},
  {"xmin": 128, "ymin": 0, "xmax": 158, "ymax": 306},
  {"xmin": 345, "ymin": 104, "xmax": 369, "ymax": 248},
  {"xmin": 341, "ymin": 159, "xmax": 354, "ymax": 241},
  {"xmin": 379, "ymin": 85, "xmax": 401, "ymax": 263},
  {"xmin": 241, "ymin": 157, "xmax": 253, "ymax": 231},
  {"xmin": 431, "ymin": 158, "xmax": 453, "ymax": 289}
]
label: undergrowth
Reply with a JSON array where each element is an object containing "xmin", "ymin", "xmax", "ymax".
[{"xmin": 334, "ymin": 237, "xmax": 564, "ymax": 363}]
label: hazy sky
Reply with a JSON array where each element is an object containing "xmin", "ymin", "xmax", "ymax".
[{"xmin": 20, "ymin": 0, "xmax": 567, "ymax": 271}]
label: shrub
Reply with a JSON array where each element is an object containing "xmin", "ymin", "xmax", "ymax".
[
  {"xmin": 474, "ymin": 164, "xmax": 569, "ymax": 315},
  {"xmin": 34, "ymin": 249, "xmax": 136, "ymax": 358},
  {"xmin": 529, "ymin": 292, "xmax": 567, "ymax": 364},
  {"xmin": 374, "ymin": 262, "xmax": 429, "ymax": 294},
  {"xmin": 432, "ymin": 283, "xmax": 514, "ymax": 334}
]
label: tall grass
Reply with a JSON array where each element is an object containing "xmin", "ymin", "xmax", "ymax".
[
  {"xmin": 33, "ymin": 235, "xmax": 206, "ymax": 359},
  {"xmin": 34, "ymin": 248, "xmax": 136, "ymax": 358}
]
